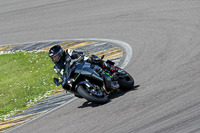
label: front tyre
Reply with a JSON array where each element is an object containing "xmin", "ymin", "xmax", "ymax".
[{"xmin": 77, "ymin": 85, "xmax": 109, "ymax": 104}]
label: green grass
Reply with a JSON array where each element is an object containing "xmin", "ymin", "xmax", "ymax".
[{"xmin": 0, "ymin": 51, "xmax": 59, "ymax": 120}]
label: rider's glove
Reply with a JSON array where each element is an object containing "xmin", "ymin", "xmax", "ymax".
[
  {"xmin": 62, "ymin": 74, "xmax": 67, "ymax": 86},
  {"xmin": 53, "ymin": 77, "xmax": 61, "ymax": 86}
]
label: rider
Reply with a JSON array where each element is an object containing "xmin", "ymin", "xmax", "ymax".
[{"xmin": 48, "ymin": 45, "xmax": 119, "ymax": 91}]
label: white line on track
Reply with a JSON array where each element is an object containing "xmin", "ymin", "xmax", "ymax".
[{"xmin": 5, "ymin": 98, "xmax": 77, "ymax": 133}]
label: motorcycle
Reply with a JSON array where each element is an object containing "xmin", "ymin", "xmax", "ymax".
[{"xmin": 53, "ymin": 55, "xmax": 134, "ymax": 104}]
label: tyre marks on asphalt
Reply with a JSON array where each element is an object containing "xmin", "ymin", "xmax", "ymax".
[{"xmin": 0, "ymin": 40, "xmax": 123, "ymax": 132}]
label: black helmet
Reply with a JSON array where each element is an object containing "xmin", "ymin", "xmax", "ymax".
[
  {"xmin": 49, "ymin": 45, "xmax": 64, "ymax": 63},
  {"xmin": 91, "ymin": 55, "xmax": 100, "ymax": 64}
]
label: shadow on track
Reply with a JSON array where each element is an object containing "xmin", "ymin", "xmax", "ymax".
[
  {"xmin": 109, "ymin": 85, "xmax": 140, "ymax": 100},
  {"xmin": 78, "ymin": 85, "xmax": 140, "ymax": 108}
]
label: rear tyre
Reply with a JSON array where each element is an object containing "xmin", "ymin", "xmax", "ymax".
[
  {"xmin": 77, "ymin": 85, "xmax": 109, "ymax": 104},
  {"xmin": 116, "ymin": 70, "xmax": 134, "ymax": 91}
]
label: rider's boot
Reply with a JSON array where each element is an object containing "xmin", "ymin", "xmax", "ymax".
[{"xmin": 102, "ymin": 73, "xmax": 119, "ymax": 91}]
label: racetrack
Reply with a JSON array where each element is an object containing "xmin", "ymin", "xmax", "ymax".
[{"xmin": 1, "ymin": 0, "xmax": 200, "ymax": 133}]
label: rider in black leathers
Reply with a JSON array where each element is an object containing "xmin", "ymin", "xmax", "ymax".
[{"xmin": 48, "ymin": 45, "xmax": 119, "ymax": 92}]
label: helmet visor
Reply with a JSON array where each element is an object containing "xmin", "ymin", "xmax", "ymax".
[{"xmin": 52, "ymin": 54, "xmax": 60, "ymax": 63}]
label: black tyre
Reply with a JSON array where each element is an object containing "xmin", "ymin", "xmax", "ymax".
[
  {"xmin": 117, "ymin": 70, "xmax": 134, "ymax": 91},
  {"xmin": 77, "ymin": 85, "xmax": 109, "ymax": 104}
]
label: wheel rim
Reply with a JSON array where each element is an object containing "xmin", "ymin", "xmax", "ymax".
[{"xmin": 86, "ymin": 85, "xmax": 105, "ymax": 98}]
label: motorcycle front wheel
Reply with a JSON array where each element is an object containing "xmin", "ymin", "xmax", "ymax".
[{"xmin": 77, "ymin": 85, "xmax": 109, "ymax": 104}]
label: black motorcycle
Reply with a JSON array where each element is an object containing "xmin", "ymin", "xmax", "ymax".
[{"xmin": 53, "ymin": 56, "xmax": 134, "ymax": 104}]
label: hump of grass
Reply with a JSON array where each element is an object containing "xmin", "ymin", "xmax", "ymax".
[{"xmin": 0, "ymin": 51, "xmax": 58, "ymax": 120}]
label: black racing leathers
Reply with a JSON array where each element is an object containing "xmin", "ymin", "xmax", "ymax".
[{"xmin": 53, "ymin": 49, "xmax": 84, "ymax": 88}]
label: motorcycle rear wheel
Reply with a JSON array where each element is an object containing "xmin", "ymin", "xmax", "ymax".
[
  {"xmin": 117, "ymin": 70, "xmax": 134, "ymax": 91},
  {"xmin": 77, "ymin": 85, "xmax": 109, "ymax": 104}
]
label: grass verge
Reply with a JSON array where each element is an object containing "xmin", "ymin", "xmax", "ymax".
[{"xmin": 0, "ymin": 51, "xmax": 59, "ymax": 121}]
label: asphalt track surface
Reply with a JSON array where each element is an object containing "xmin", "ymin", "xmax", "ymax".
[{"xmin": 1, "ymin": 0, "xmax": 200, "ymax": 133}]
